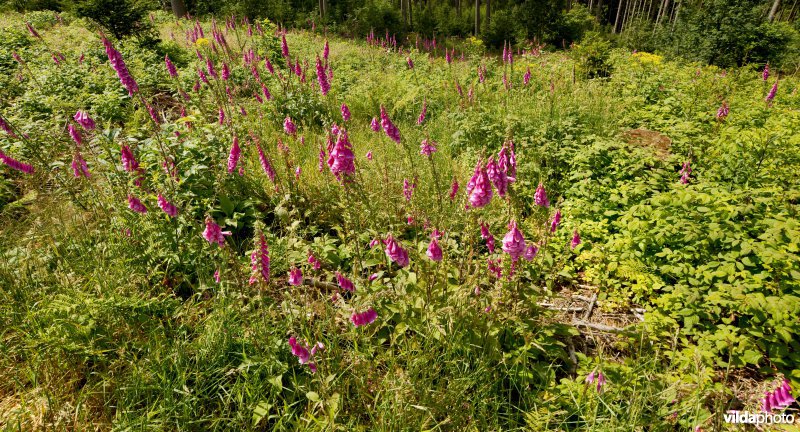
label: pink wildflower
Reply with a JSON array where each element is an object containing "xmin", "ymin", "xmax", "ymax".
[
  {"xmin": 350, "ymin": 308, "xmax": 378, "ymax": 327},
  {"xmin": 384, "ymin": 235, "xmax": 410, "ymax": 267},
  {"xmin": 328, "ymin": 130, "xmax": 356, "ymax": 180},
  {"xmin": 403, "ymin": 178, "xmax": 415, "ymax": 201},
  {"xmin": 419, "ymin": 138, "xmax": 437, "ymax": 156},
  {"xmin": 316, "ymin": 57, "xmax": 330, "ymax": 95},
  {"xmin": 1, "ymin": 150, "xmax": 36, "ymax": 174},
  {"xmin": 449, "ymin": 178, "xmax": 459, "ymax": 200},
  {"xmin": 249, "ymin": 233, "xmax": 270, "ymax": 285},
  {"xmin": 127, "ymin": 195, "xmax": 147, "ymax": 214},
  {"xmin": 467, "ymin": 161, "xmax": 493, "ymax": 208},
  {"xmin": 380, "ymin": 105, "xmax": 401, "ymax": 143},
  {"xmin": 102, "ymin": 36, "xmax": 139, "ymax": 96},
  {"xmin": 307, "ymin": 251, "xmax": 322, "ymax": 270},
  {"xmin": 336, "ymin": 272, "xmax": 355, "ymax": 292},
  {"xmin": 550, "ymin": 209, "xmax": 561, "ymax": 233},
  {"xmin": 284, "ymin": 117, "xmax": 297, "ymax": 135},
  {"xmin": 68, "ymin": 124, "xmax": 83, "ymax": 146},
  {"xmin": 71, "ymin": 151, "xmax": 90, "ymax": 178},
  {"xmin": 157, "ymin": 194, "xmax": 178, "ymax": 217},
  {"xmin": 341, "ymin": 103, "xmax": 351, "ymax": 122},
  {"xmin": 417, "ymin": 100, "xmax": 427, "ymax": 125},
  {"xmin": 203, "ymin": 217, "xmax": 231, "ymax": 247},
  {"xmin": 502, "ymin": 221, "xmax": 526, "ymax": 261},
  {"xmin": 426, "ymin": 238, "xmax": 443, "ymax": 262},
  {"xmin": 73, "ymin": 110, "xmax": 96, "ymax": 130},
  {"xmin": 227, "ymin": 136, "xmax": 241, "ymax": 173},
  {"xmin": 288, "ymin": 267, "xmax": 303, "ymax": 286},
  {"xmin": 571, "ymin": 230, "xmax": 581, "ymax": 249},
  {"xmin": 534, "ymin": 183, "xmax": 549, "ymax": 207}
]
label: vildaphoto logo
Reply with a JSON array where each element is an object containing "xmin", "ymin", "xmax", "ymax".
[{"xmin": 723, "ymin": 411, "xmax": 795, "ymax": 425}]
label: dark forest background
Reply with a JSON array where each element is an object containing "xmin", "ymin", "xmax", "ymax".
[{"xmin": 4, "ymin": 0, "xmax": 800, "ymax": 68}]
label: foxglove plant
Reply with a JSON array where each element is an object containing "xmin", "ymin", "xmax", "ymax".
[
  {"xmin": 384, "ymin": 235, "xmax": 410, "ymax": 267},
  {"xmin": 766, "ymin": 80, "xmax": 778, "ymax": 103},
  {"xmin": 336, "ymin": 272, "xmax": 355, "ymax": 292},
  {"xmin": 417, "ymin": 100, "xmax": 427, "ymax": 125},
  {"xmin": 316, "ymin": 57, "xmax": 330, "ymax": 95},
  {"xmin": 370, "ymin": 117, "xmax": 380, "ymax": 132},
  {"xmin": 403, "ymin": 178, "xmax": 415, "ymax": 201},
  {"xmin": 284, "ymin": 117, "xmax": 297, "ymax": 135},
  {"xmin": 73, "ymin": 110, "xmax": 96, "ymax": 130},
  {"xmin": 449, "ymin": 178, "xmax": 459, "ymax": 200},
  {"xmin": 534, "ymin": 183, "xmax": 549, "ymax": 207},
  {"xmin": 120, "ymin": 145, "xmax": 139, "ymax": 172},
  {"xmin": 761, "ymin": 379, "xmax": 795, "ymax": 412},
  {"xmin": 502, "ymin": 221, "xmax": 526, "ymax": 261},
  {"xmin": 571, "ymin": 230, "xmax": 581, "ymax": 249},
  {"xmin": 227, "ymin": 136, "xmax": 241, "ymax": 173},
  {"xmin": 716, "ymin": 101, "xmax": 729, "ymax": 120},
  {"xmin": 0, "ymin": 116, "xmax": 17, "ymax": 138},
  {"xmin": 165, "ymin": 54, "xmax": 178, "ymax": 78},
  {"xmin": 307, "ymin": 251, "xmax": 322, "ymax": 270},
  {"xmin": 550, "ymin": 209, "xmax": 561, "ymax": 233},
  {"xmin": 71, "ymin": 151, "xmax": 90, "ymax": 178},
  {"xmin": 288, "ymin": 337, "xmax": 323, "ymax": 373},
  {"xmin": 288, "ymin": 267, "xmax": 303, "ymax": 286},
  {"xmin": 102, "ymin": 36, "xmax": 139, "ymax": 96},
  {"xmin": 426, "ymin": 238, "xmax": 443, "ymax": 262},
  {"xmin": 480, "ymin": 222, "xmax": 496, "ymax": 253},
  {"xmin": 466, "ymin": 161, "xmax": 492, "ymax": 208},
  {"xmin": 351, "ymin": 308, "xmax": 378, "ymax": 327},
  {"xmin": 380, "ymin": 106, "xmax": 401, "ymax": 143},
  {"xmin": 419, "ymin": 138, "xmax": 437, "ymax": 156},
  {"xmin": 249, "ymin": 233, "xmax": 270, "ymax": 285},
  {"xmin": 341, "ymin": 103, "xmax": 351, "ymax": 122},
  {"xmin": 523, "ymin": 245, "xmax": 538, "ymax": 261},
  {"xmin": 328, "ymin": 130, "xmax": 356, "ymax": 181},
  {"xmin": 486, "ymin": 156, "xmax": 508, "ymax": 197},
  {"xmin": 221, "ymin": 62, "xmax": 230, "ymax": 80},
  {"xmin": 586, "ymin": 371, "xmax": 607, "ymax": 392},
  {"xmin": 281, "ymin": 34, "xmax": 289, "ymax": 57},
  {"xmin": 679, "ymin": 161, "xmax": 691, "ymax": 184},
  {"xmin": 127, "ymin": 195, "xmax": 147, "ymax": 214},
  {"xmin": 68, "ymin": 124, "xmax": 82, "ymax": 146},
  {"xmin": 157, "ymin": 194, "xmax": 178, "ymax": 217},
  {"xmin": 203, "ymin": 217, "xmax": 231, "ymax": 247}
]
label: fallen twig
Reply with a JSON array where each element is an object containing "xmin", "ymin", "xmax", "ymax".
[{"xmin": 572, "ymin": 320, "xmax": 637, "ymax": 334}]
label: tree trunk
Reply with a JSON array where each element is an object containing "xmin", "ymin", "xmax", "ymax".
[
  {"xmin": 475, "ymin": 0, "xmax": 481, "ymax": 36},
  {"xmin": 486, "ymin": 0, "xmax": 491, "ymax": 30},
  {"xmin": 786, "ymin": 0, "xmax": 799, "ymax": 20},
  {"xmin": 409, "ymin": 0, "xmax": 413, "ymax": 27},
  {"xmin": 671, "ymin": 0, "xmax": 681, "ymax": 30},
  {"xmin": 768, "ymin": 0, "xmax": 780, "ymax": 21},
  {"xmin": 613, "ymin": 0, "xmax": 623, "ymax": 33},
  {"xmin": 170, "ymin": 0, "xmax": 187, "ymax": 18}
]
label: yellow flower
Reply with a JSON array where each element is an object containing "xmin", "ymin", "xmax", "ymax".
[
  {"xmin": 195, "ymin": 38, "xmax": 210, "ymax": 48},
  {"xmin": 632, "ymin": 51, "xmax": 663, "ymax": 65}
]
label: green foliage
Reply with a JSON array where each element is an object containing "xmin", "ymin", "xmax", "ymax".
[
  {"xmin": 72, "ymin": 0, "xmax": 154, "ymax": 39},
  {"xmin": 350, "ymin": 0, "xmax": 404, "ymax": 38},
  {"xmin": 571, "ymin": 31, "xmax": 612, "ymax": 78},
  {"xmin": 1, "ymin": 12, "xmax": 800, "ymax": 431}
]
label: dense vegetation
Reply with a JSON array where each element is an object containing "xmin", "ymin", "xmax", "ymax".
[
  {"xmin": 1, "ymin": 7, "xmax": 799, "ymax": 431},
  {"xmin": 5, "ymin": 0, "xmax": 800, "ymax": 68}
]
